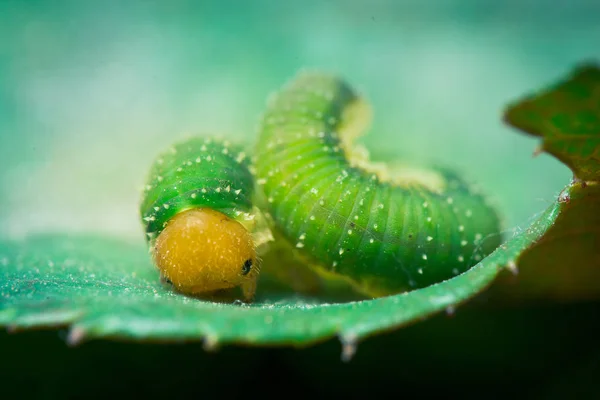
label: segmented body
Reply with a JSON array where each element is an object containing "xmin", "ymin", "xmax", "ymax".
[
  {"xmin": 140, "ymin": 137, "xmax": 254, "ymax": 243},
  {"xmin": 253, "ymin": 72, "xmax": 502, "ymax": 297}
]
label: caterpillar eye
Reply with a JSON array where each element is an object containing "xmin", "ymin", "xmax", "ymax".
[{"xmin": 241, "ymin": 259, "xmax": 253, "ymax": 275}]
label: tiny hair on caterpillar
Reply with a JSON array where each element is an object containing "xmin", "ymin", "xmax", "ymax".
[
  {"xmin": 139, "ymin": 136, "xmax": 272, "ymax": 302},
  {"xmin": 252, "ymin": 70, "xmax": 503, "ymax": 298}
]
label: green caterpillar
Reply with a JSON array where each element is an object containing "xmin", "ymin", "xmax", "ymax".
[
  {"xmin": 138, "ymin": 71, "xmax": 503, "ymax": 302},
  {"xmin": 139, "ymin": 136, "xmax": 272, "ymax": 302},
  {"xmin": 252, "ymin": 71, "xmax": 503, "ymax": 298}
]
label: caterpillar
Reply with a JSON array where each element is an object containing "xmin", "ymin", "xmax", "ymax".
[
  {"xmin": 138, "ymin": 136, "xmax": 272, "ymax": 302},
  {"xmin": 253, "ymin": 71, "xmax": 503, "ymax": 298}
]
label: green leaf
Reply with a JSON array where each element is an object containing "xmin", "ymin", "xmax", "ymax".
[
  {"xmin": 504, "ymin": 63, "xmax": 600, "ymax": 182},
  {"xmin": 0, "ymin": 195, "xmax": 558, "ymax": 352}
]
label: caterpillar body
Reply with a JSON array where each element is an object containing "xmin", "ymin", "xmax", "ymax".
[
  {"xmin": 253, "ymin": 72, "xmax": 503, "ymax": 298},
  {"xmin": 139, "ymin": 137, "xmax": 270, "ymax": 302}
]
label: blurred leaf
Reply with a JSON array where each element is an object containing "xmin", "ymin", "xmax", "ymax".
[
  {"xmin": 490, "ymin": 180, "xmax": 600, "ymax": 302},
  {"xmin": 494, "ymin": 63, "xmax": 600, "ymax": 303},
  {"xmin": 504, "ymin": 63, "xmax": 600, "ymax": 181}
]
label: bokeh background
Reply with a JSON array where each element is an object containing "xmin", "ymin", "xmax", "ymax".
[
  {"xmin": 2, "ymin": 0, "xmax": 598, "ymax": 243},
  {"xmin": 1, "ymin": 0, "xmax": 599, "ymax": 397}
]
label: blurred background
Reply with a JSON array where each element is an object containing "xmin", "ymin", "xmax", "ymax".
[
  {"xmin": 2, "ymin": 0, "xmax": 597, "ymax": 243},
  {"xmin": 1, "ymin": 0, "xmax": 599, "ymax": 397}
]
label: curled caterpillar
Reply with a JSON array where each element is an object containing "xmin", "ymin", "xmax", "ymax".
[
  {"xmin": 139, "ymin": 137, "xmax": 271, "ymax": 302},
  {"xmin": 253, "ymin": 71, "xmax": 503, "ymax": 298}
]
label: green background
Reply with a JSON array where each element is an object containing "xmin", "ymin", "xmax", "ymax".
[{"xmin": 1, "ymin": 0, "xmax": 599, "ymax": 397}]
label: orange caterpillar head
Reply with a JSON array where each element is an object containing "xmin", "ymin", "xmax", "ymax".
[{"xmin": 152, "ymin": 208, "xmax": 259, "ymax": 302}]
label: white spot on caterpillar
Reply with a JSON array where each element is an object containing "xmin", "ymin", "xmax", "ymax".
[
  {"xmin": 460, "ymin": 240, "xmax": 467, "ymax": 246},
  {"xmin": 195, "ymin": 157, "xmax": 201, "ymax": 163},
  {"xmin": 310, "ymin": 215, "xmax": 315, "ymax": 221},
  {"xmin": 339, "ymin": 248, "xmax": 344, "ymax": 255},
  {"xmin": 452, "ymin": 268, "xmax": 459, "ymax": 275},
  {"xmin": 216, "ymin": 187, "xmax": 221, "ymax": 193},
  {"xmin": 475, "ymin": 233, "xmax": 483, "ymax": 241},
  {"xmin": 319, "ymin": 200, "xmax": 325, "ymax": 206},
  {"xmin": 163, "ymin": 204, "xmax": 170, "ymax": 209},
  {"xmin": 418, "ymin": 268, "xmax": 423, "ymax": 274},
  {"xmin": 310, "ymin": 188, "xmax": 319, "ymax": 195},
  {"xmin": 426, "ymin": 217, "xmax": 432, "ymax": 222},
  {"xmin": 422, "ymin": 201, "xmax": 428, "ymax": 208},
  {"xmin": 222, "ymin": 148, "xmax": 229, "ymax": 155},
  {"xmin": 225, "ymin": 185, "xmax": 231, "ymax": 192},
  {"xmin": 359, "ymin": 199, "xmax": 364, "ymax": 206},
  {"xmin": 201, "ymin": 145, "xmax": 207, "ymax": 151},
  {"xmin": 422, "ymin": 254, "xmax": 428, "ymax": 260},
  {"xmin": 268, "ymin": 197, "xmax": 274, "ymax": 203},
  {"xmin": 154, "ymin": 207, "xmax": 160, "ymax": 212},
  {"xmin": 373, "ymin": 223, "xmax": 379, "ymax": 230},
  {"xmin": 157, "ymin": 176, "xmax": 164, "ymax": 182},
  {"xmin": 296, "ymin": 242, "xmax": 304, "ymax": 248},
  {"xmin": 206, "ymin": 155, "xmax": 212, "ymax": 161},
  {"xmin": 299, "ymin": 233, "xmax": 306, "ymax": 240},
  {"xmin": 354, "ymin": 215, "xmax": 359, "ymax": 220},
  {"xmin": 235, "ymin": 189, "xmax": 242, "ymax": 195},
  {"xmin": 474, "ymin": 254, "xmax": 482, "ymax": 261},
  {"xmin": 332, "ymin": 261, "xmax": 338, "ymax": 267},
  {"xmin": 236, "ymin": 152, "xmax": 246, "ymax": 163},
  {"xmin": 458, "ymin": 255, "xmax": 464, "ymax": 262},
  {"xmin": 458, "ymin": 225, "xmax": 465, "ymax": 232},
  {"xmin": 369, "ymin": 238, "xmax": 374, "ymax": 243},
  {"xmin": 347, "ymin": 229, "xmax": 353, "ymax": 235},
  {"xmin": 257, "ymin": 178, "xmax": 267, "ymax": 185},
  {"xmin": 377, "ymin": 203, "xmax": 384, "ymax": 210},
  {"xmin": 191, "ymin": 193, "xmax": 197, "ymax": 199},
  {"xmin": 447, "ymin": 197, "xmax": 453, "ymax": 204},
  {"xmin": 465, "ymin": 209, "xmax": 472, "ymax": 217},
  {"xmin": 201, "ymin": 188, "xmax": 207, "ymax": 193},
  {"xmin": 426, "ymin": 236, "xmax": 433, "ymax": 242}
]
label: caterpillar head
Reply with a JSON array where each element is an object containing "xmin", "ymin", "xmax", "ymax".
[{"xmin": 152, "ymin": 208, "xmax": 259, "ymax": 302}]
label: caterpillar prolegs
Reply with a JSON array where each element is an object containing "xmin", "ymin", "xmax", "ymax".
[
  {"xmin": 253, "ymin": 71, "xmax": 503, "ymax": 298},
  {"xmin": 138, "ymin": 71, "xmax": 503, "ymax": 301}
]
